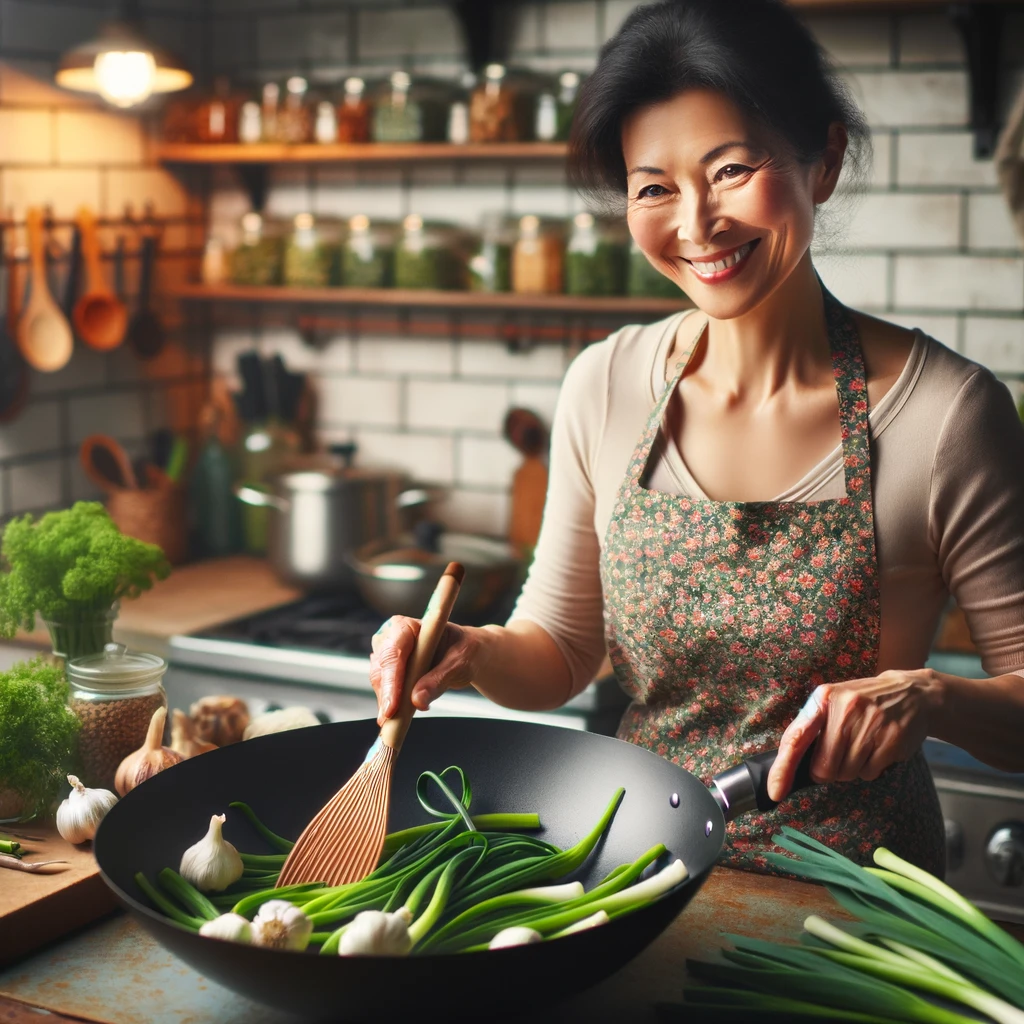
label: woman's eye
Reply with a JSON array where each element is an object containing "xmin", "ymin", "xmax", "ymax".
[
  {"xmin": 714, "ymin": 164, "xmax": 751, "ymax": 182},
  {"xmin": 636, "ymin": 184, "xmax": 669, "ymax": 199}
]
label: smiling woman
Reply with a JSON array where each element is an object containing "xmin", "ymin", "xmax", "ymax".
[{"xmin": 368, "ymin": 0, "xmax": 1024, "ymax": 879}]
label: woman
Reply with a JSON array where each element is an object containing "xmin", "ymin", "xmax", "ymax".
[{"xmin": 372, "ymin": 0, "xmax": 1024, "ymax": 874}]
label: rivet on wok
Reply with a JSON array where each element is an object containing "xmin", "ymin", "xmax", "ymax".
[
  {"xmin": 670, "ymin": 793, "xmax": 680, "ymax": 808},
  {"xmin": 705, "ymin": 820, "xmax": 713, "ymax": 836}
]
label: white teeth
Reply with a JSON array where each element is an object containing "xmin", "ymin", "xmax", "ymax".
[{"xmin": 690, "ymin": 242, "xmax": 754, "ymax": 277}]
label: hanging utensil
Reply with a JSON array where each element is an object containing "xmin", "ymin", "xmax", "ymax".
[
  {"xmin": 73, "ymin": 207, "xmax": 127, "ymax": 351},
  {"xmin": 503, "ymin": 407, "xmax": 549, "ymax": 553},
  {"xmin": 276, "ymin": 562, "xmax": 465, "ymax": 887},
  {"xmin": 127, "ymin": 230, "xmax": 165, "ymax": 360},
  {"xmin": 62, "ymin": 222, "xmax": 82, "ymax": 320},
  {"xmin": 80, "ymin": 434, "xmax": 138, "ymax": 493},
  {"xmin": 0, "ymin": 224, "xmax": 28, "ymax": 423},
  {"xmin": 17, "ymin": 207, "xmax": 74, "ymax": 372}
]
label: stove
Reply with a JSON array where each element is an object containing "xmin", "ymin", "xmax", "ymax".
[{"xmin": 166, "ymin": 593, "xmax": 630, "ymax": 736}]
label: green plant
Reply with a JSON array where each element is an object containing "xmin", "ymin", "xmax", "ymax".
[
  {"xmin": 0, "ymin": 502, "xmax": 170, "ymax": 658},
  {"xmin": 0, "ymin": 658, "xmax": 80, "ymax": 818}
]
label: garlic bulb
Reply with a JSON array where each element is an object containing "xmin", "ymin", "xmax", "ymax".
[
  {"xmin": 199, "ymin": 913, "xmax": 252, "ymax": 944},
  {"xmin": 55, "ymin": 775, "xmax": 117, "ymax": 844},
  {"xmin": 189, "ymin": 696, "xmax": 250, "ymax": 746},
  {"xmin": 179, "ymin": 813, "xmax": 244, "ymax": 892},
  {"xmin": 251, "ymin": 899, "xmax": 313, "ymax": 951},
  {"xmin": 339, "ymin": 908, "xmax": 413, "ymax": 957},
  {"xmin": 489, "ymin": 926, "xmax": 543, "ymax": 949},
  {"xmin": 243, "ymin": 706, "xmax": 319, "ymax": 740},
  {"xmin": 114, "ymin": 706, "xmax": 184, "ymax": 796},
  {"xmin": 170, "ymin": 709, "xmax": 218, "ymax": 759}
]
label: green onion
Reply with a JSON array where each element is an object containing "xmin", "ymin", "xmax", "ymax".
[
  {"xmin": 156, "ymin": 868, "xmax": 220, "ymax": 922},
  {"xmin": 133, "ymin": 872, "xmax": 204, "ymax": 930},
  {"xmin": 0, "ymin": 840, "xmax": 21, "ymax": 857}
]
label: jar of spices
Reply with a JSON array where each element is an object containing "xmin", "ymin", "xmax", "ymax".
[
  {"xmin": 68, "ymin": 643, "xmax": 168, "ymax": 791},
  {"xmin": 230, "ymin": 212, "xmax": 284, "ymax": 286},
  {"xmin": 284, "ymin": 213, "xmax": 338, "ymax": 287},
  {"xmin": 260, "ymin": 82, "xmax": 281, "ymax": 142},
  {"xmin": 470, "ymin": 65, "xmax": 542, "ymax": 143},
  {"xmin": 512, "ymin": 215, "xmax": 563, "ymax": 294},
  {"xmin": 279, "ymin": 76, "xmax": 313, "ymax": 144},
  {"xmin": 337, "ymin": 77, "xmax": 370, "ymax": 143},
  {"xmin": 627, "ymin": 238, "xmax": 687, "ymax": 300},
  {"xmin": 395, "ymin": 214, "xmax": 465, "ymax": 290},
  {"xmin": 341, "ymin": 214, "xmax": 394, "ymax": 288},
  {"xmin": 565, "ymin": 212, "xmax": 627, "ymax": 296}
]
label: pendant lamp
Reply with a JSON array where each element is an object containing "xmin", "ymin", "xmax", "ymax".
[{"xmin": 55, "ymin": 1, "xmax": 192, "ymax": 109}]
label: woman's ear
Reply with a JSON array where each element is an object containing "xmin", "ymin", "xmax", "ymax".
[{"xmin": 813, "ymin": 122, "xmax": 849, "ymax": 204}]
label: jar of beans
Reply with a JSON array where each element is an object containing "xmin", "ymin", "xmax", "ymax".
[{"xmin": 67, "ymin": 644, "xmax": 168, "ymax": 791}]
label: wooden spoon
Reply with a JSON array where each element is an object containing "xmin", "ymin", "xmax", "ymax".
[
  {"xmin": 80, "ymin": 434, "xmax": 138, "ymax": 492},
  {"xmin": 73, "ymin": 207, "xmax": 127, "ymax": 351},
  {"xmin": 17, "ymin": 207, "xmax": 74, "ymax": 372},
  {"xmin": 503, "ymin": 407, "xmax": 549, "ymax": 553}
]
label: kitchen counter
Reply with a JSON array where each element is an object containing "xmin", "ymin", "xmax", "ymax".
[{"xmin": 0, "ymin": 866, "xmax": 899, "ymax": 1024}]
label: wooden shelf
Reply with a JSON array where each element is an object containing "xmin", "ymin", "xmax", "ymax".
[
  {"xmin": 170, "ymin": 283, "xmax": 690, "ymax": 316},
  {"xmin": 156, "ymin": 142, "xmax": 568, "ymax": 165}
]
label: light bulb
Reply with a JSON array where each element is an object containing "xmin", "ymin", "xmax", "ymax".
[{"xmin": 93, "ymin": 50, "xmax": 156, "ymax": 108}]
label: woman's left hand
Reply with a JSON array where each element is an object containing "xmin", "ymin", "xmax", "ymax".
[{"xmin": 766, "ymin": 670, "xmax": 944, "ymax": 803}]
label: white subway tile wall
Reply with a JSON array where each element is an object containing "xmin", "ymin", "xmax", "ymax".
[
  {"xmin": 186, "ymin": 2, "xmax": 1021, "ymax": 536},
  {"xmin": 0, "ymin": 1, "xmax": 208, "ymax": 518}
]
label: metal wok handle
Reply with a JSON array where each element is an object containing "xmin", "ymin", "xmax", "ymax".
[
  {"xmin": 234, "ymin": 484, "xmax": 289, "ymax": 512},
  {"xmin": 710, "ymin": 747, "xmax": 816, "ymax": 822}
]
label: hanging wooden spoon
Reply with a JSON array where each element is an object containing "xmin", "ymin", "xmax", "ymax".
[
  {"xmin": 17, "ymin": 207, "xmax": 74, "ymax": 372},
  {"xmin": 73, "ymin": 207, "xmax": 127, "ymax": 351},
  {"xmin": 80, "ymin": 434, "xmax": 138, "ymax": 492}
]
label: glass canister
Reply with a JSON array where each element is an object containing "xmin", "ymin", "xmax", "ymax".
[
  {"xmin": 283, "ymin": 213, "xmax": 339, "ymax": 287},
  {"xmin": 556, "ymin": 72, "xmax": 582, "ymax": 141},
  {"xmin": 279, "ymin": 76, "xmax": 313, "ymax": 144},
  {"xmin": 195, "ymin": 77, "xmax": 243, "ymax": 144},
  {"xmin": 230, "ymin": 212, "xmax": 284, "ymax": 286},
  {"xmin": 260, "ymin": 81, "xmax": 281, "ymax": 142},
  {"xmin": 395, "ymin": 214, "xmax": 465, "ymax": 290},
  {"xmin": 372, "ymin": 72, "xmax": 449, "ymax": 143},
  {"xmin": 565, "ymin": 212, "xmax": 627, "ymax": 296},
  {"xmin": 341, "ymin": 214, "xmax": 395, "ymax": 288},
  {"xmin": 67, "ymin": 643, "xmax": 168, "ymax": 791},
  {"xmin": 470, "ymin": 65, "xmax": 544, "ymax": 143},
  {"xmin": 512, "ymin": 215, "xmax": 563, "ymax": 294},
  {"xmin": 337, "ymin": 77, "xmax": 371, "ymax": 143},
  {"xmin": 627, "ymin": 238, "xmax": 688, "ymax": 300},
  {"xmin": 468, "ymin": 214, "xmax": 514, "ymax": 292}
]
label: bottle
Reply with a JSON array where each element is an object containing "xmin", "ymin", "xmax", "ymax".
[
  {"xmin": 535, "ymin": 93, "xmax": 558, "ymax": 142},
  {"xmin": 337, "ymin": 77, "xmax": 370, "ymax": 143},
  {"xmin": 470, "ymin": 64, "xmax": 516, "ymax": 143},
  {"xmin": 261, "ymin": 82, "xmax": 280, "ymax": 142},
  {"xmin": 513, "ymin": 215, "xmax": 562, "ymax": 294},
  {"xmin": 314, "ymin": 100, "xmax": 338, "ymax": 144},
  {"xmin": 556, "ymin": 72, "xmax": 581, "ymax": 140},
  {"xmin": 192, "ymin": 405, "xmax": 242, "ymax": 559},
  {"xmin": 279, "ymin": 76, "xmax": 312, "ymax": 143},
  {"xmin": 238, "ymin": 101, "xmax": 262, "ymax": 144}
]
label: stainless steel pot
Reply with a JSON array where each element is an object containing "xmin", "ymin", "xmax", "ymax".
[
  {"xmin": 350, "ymin": 532, "xmax": 523, "ymax": 618},
  {"xmin": 236, "ymin": 466, "xmax": 427, "ymax": 591}
]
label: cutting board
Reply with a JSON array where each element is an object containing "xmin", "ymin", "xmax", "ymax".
[{"xmin": 0, "ymin": 824, "xmax": 117, "ymax": 966}]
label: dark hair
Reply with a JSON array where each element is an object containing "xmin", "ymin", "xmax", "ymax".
[{"xmin": 569, "ymin": 0, "xmax": 871, "ymax": 204}]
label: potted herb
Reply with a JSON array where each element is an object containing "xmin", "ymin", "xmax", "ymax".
[
  {"xmin": 0, "ymin": 502, "xmax": 170, "ymax": 662},
  {"xmin": 0, "ymin": 658, "xmax": 80, "ymax": 823}
]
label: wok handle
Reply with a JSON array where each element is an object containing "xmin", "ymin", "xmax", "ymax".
[
  {"xmin": 379, "ymin": 561, "xmax": 464, "ymax": 755},
  {"xmin": 710, "ymin": 746, "xmax": 817, "ymax": 822}
]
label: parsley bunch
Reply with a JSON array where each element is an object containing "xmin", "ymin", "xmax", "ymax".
[
  {"xmin": 0, "ymin": 658, "xmax": 80, "ymax": 815},
  {"xmin": 0, "ymin": 502, "xmax": 170, "ymax": 637}
]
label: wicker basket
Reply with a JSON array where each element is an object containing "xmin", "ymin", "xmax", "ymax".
[{"xmin": 107, "ymin": 482, "xmax": 188, "ymax": 565}]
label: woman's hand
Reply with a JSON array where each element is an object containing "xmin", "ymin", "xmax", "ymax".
[
  {"xmin": 766, "ymin": 670, "xmax": 945, "ymax": 802},
  {"xmin": 369, "ymin": 615, "xmax": 482, "ymax": 725}
]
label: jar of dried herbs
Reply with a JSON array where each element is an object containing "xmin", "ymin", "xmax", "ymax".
[
  {"xmin": 372, "ymin": 73, "xmax": 449, "ymax": 143},
  {"xmin": 627, "ymin": 238, "xmax": 687, "ymax": 300},
  {"xmin": 468, "ymin": 214, "xmax": 514, "ymax": 292},
  {"xmin": 395, "ymin": 215, "xmax": 465, "ymax": 290},
  {"xmin": 230, "ymin": 212, "xmax": 283, "ymax": 287},
  {"xmin": 283, "ymin": 213, "xmax": 338, "ymax": 288},
  {"xmin": 565, "ymin": 213, "xmax": 627, "ymax": 297},
  {"xmin": 341, "ymin": 215, "xmax": 394, "ymax": 288},
  {"xmin": 68, "ymin": 643, "xmax": 168, "ymax": 791}
]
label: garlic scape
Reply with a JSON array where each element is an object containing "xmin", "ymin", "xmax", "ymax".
[
  {"xmin": 199, "ymin": 913, "xmax": 252, "ymax": 944},
  {"xmin": 55, "ymin": 775, "xmax": 117, "ymax": 844},
  {"xmin": 252, "ymin": 900, "xmax": 313, "ymax": 951},
  {"xmin": 179, "ymin": 813, "xmax": 244, "ymax": 892},
  {"xmin": 115, "ymin": 706, "xmax": 184, "ymax": 796},
  {"xmin": 489, "ymin": 925, "xmax": 543, "ymax": 949},
  {"xmin": 338, "ymin": 908, "xmax": 413, "ymax": 957},
  {"xmin": 170, "ymin": 708, "xmax": 217, "ymax": 759}
]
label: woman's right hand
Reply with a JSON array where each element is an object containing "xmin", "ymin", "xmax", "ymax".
[{"xmin": 369, "ymin": 615, "xmax": 481, "ymax": 725}]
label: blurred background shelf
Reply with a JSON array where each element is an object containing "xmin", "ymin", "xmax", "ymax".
[{"xmin": 157, "ymin": 142, "xmax": 569, "ymax": 164}]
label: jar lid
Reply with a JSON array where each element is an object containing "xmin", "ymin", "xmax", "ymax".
[{"xmin": 68, "ymin": 643, "xmax": 167, "ymax": 691}]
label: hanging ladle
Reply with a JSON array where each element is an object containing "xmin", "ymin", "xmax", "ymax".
[
  {"xmin": 73, "ymin": 207, "xmax": 127, "ymax": 351},
  {"xmin": 17, "ymin": 207, "xmax": 74, "ymax": 372}
]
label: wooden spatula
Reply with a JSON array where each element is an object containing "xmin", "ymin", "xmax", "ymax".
[
  {"xmin": 503, "ymin": 407, "xmax": 549, "ymax": 554},
  {"xmin": 276, "ymin": 561, "xmax": 465, "ymax": 887}
]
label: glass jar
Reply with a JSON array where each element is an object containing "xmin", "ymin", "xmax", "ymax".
[
  {"xmin": 372, "ymin": 72, "xmax": 449, "ymax": 143},
  {"xmin": 314, "ymin": 101, "xmax": 338, "ymax": 144},
  {"xmin": 44, "ymin": 602, "xmax": 119, "ymax": 664},
  {"xmin": 468, "ymin": 214, "xmax": 514, "ymax": 292},
  {"xmin": 394, "ymin": 214, "xmax": 465, "ymax": 290},
  {"xmin": 556, "ymin": 72, "xmax": 582, "ymax": 141},
  {"xmin": 279, "ymin": 76, "xmax": 313, "ymax": 144},
  {"xmin": 627, "ymin": 238, "xmax": 687, "ymax": 300},
  {"xmin": 261, "ymin": 81, "xmax": 281, "ymax": 142},
  {"xmin": 470, "ymin": 65, "xmax": 543, "ymax": 143},
  {"xmin": 195, "ymin": 78, "xmax": 243, "ymax": 144},
  {"xmin": 512, "ymin": 215, "xmax": 563, "ymax": 294},
  {"xmin": 341, "ymin": 214, "xmax": 395, "ymax": 288},
  {"xmin": 337, "ymin": 77, "xmax": 371, "ymax": 143},
  {"xmin": 565, "ymin": 212, "xmax": 627, "ymax": 296},
  {"xmin": 67, "ymin": 643, "xmax": 168, "ymax": 791},
  {"xmin": 238, "ymin": 100, "xmax": 262, "ymax": 144},
  {"xmin": 230, "ymin": 212, "xmax": 283, "ymax": 286},
  {"xmin": 283, "ymin": 213, "xmax": 338, "ymax": 287}
]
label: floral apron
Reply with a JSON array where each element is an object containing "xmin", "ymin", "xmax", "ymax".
[{"xmin": 601, "ymin": 288, "xmax": 945, "ymax": 874}]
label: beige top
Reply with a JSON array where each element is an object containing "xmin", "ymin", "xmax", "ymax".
[{"xmin": 510, "ymin": 310, "xmax": 1024, "ymax": 696}]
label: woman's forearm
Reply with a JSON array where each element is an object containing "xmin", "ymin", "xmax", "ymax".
[
  {"xmin": 929, "ymin": 670, "xmax": 1024, "ymax": 772},
  {"xmin": 468, "ymin": 621, "xmax": 576, "ymax": 712}
]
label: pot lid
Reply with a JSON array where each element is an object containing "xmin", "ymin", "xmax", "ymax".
[
  {"xmin": 275, "ymin": 466, "xmax": 406, "ymax": 492},
  {"xmin": 68, "ymin": 642, "xmax": 167, "ymax": 690}
]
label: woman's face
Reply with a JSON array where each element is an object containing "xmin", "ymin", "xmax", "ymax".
[{"xmin": 623, "ymin": 89, "xmax": 841, "ymax": 319}]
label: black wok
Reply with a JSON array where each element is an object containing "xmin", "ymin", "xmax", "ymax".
[{"xmin": 94, "ymin": 718, "xmax": 811, "ymax": 1021}]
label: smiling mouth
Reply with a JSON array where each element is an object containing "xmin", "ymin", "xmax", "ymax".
[{"xmin": 682, "ymin": 239, "xmax": 761, "ymax": 277}]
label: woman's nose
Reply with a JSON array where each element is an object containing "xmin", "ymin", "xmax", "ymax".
[{"xmin": 675, "ymin": 190, "xmax": 722, "ymax": 250}]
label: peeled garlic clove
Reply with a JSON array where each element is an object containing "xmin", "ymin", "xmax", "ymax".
[
  {"xmin": 338, "ymin": 908, "xmax": 413, "ymax": 957},
  {"xmin": 114, "ymin": 707, "xmax": 184, "ymax": 796},
  {"xmin": 199, "ymin": 913, "xmax": 252, "ymax": 944},
  {"xmin": 489, "ymin": 926, "xmax": 543, "ymax": 949},
  {"xmin": 55, "ymin": 775, "xmax": 117, "ymax": 845},
  {"xmin": 251, "ymin": 899, "xmax": 313, "ymax": 951},
  {"xmin": 170, "ymin": 709, "xmax": 218, "ymax": 759},
  {"xmin": 179, "ymin": 813, "xmax": 244, "ymax": 892}
]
